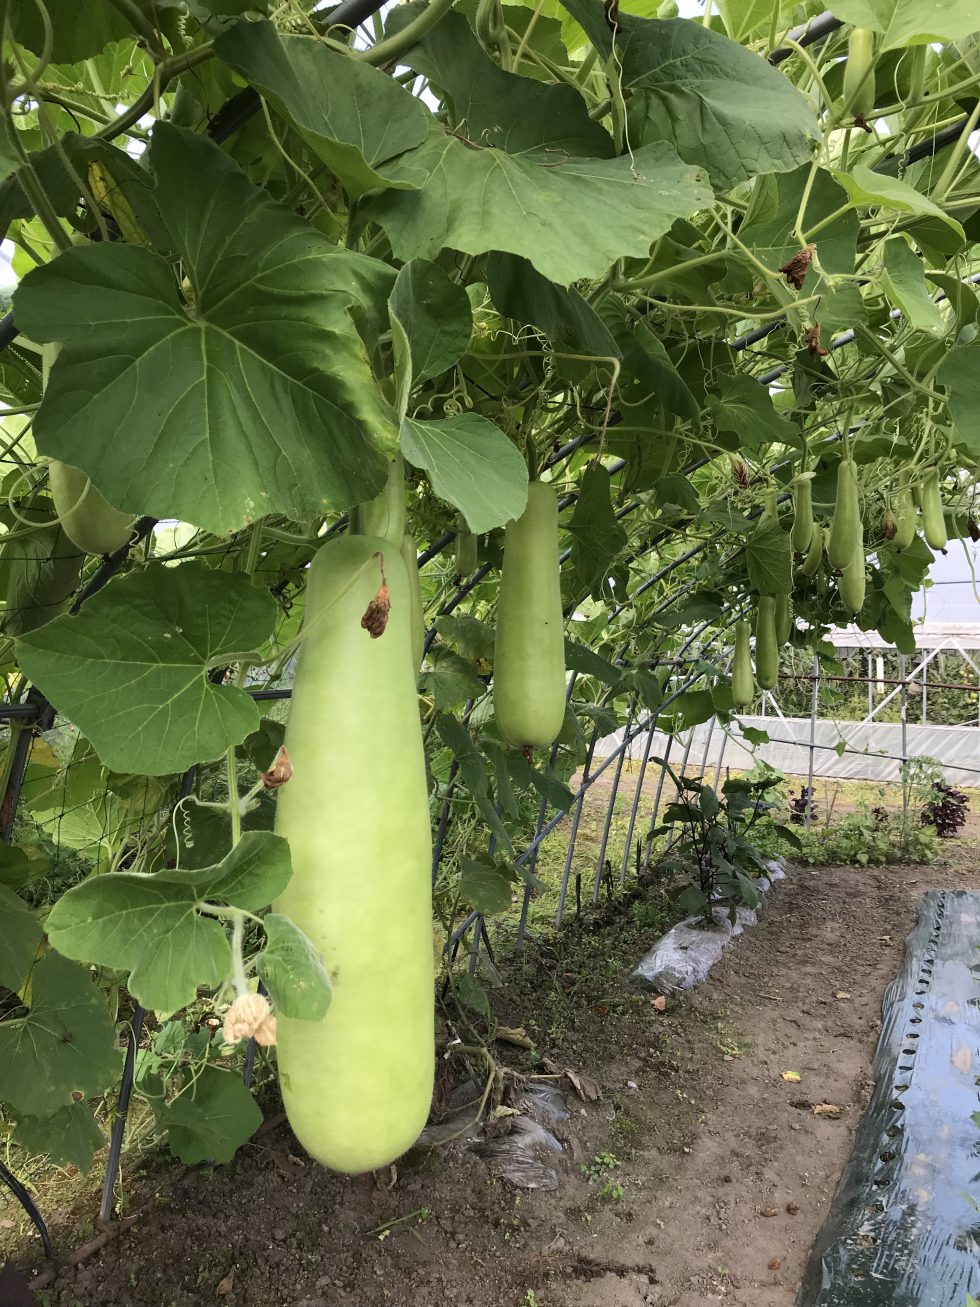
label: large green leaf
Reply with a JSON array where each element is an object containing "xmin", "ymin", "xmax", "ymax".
[
  {"xmin": 258, "ymin": 913, "xmax": 332, "ymax": 1021},
  {"xmin": 213, "ymin": 21, "xmax": 431, "ymax": 198},
  {"xmin": 881, "ymin": 238, "xmax": 945, "ymax": 336},
  {"xmin": 14, "ymin": 124, "xmax": 397, "ymax": 536},
  {"xmin": 557, "ymin": 0, "xmax": 819, "ymax": 190},
  {"xmin": 938, "ymin": 340, "xmax": 980, "ymax": 455},
  {"xmin": 390, "ymin": 5, "xmax": 614, "ymax": 158},
  {"xmin": 709, "ymin": 374, "xmax": 795, "ymax": 451},
  {"xmin": 830, "ymin": 0, "xmax": 980, "ymax": 49},
  {"xmin": 16, "ymin": 565, "xmax": 276, "ymax": 776},
  {"xmin": 10, "ymin": 0, "xmax": 130, "ymax": 61},
  {"xmin": 161, "ymin": 1067, "xmax": 263, "ymax": 1164},
  {"xmin": 367, "ymin": 132, "xmax": 711, "ymax": 286},
  {"xmin": 14, "ymin": 1103, "xmax": 105, "ymax": 1172},
  {"xmin": 486, "ymin": 253, "xmax": 621, "ymax": 359},
  {"xmin": 833, "ymin": 166, "xmax": 965, "ymax": 244},
  {"xmin": 566, "ymin": 466, "xmax": 628, "ymax": 597},
  {"xmin": 401, "ymin": 414, "xmax": 529, "ymax": 533},
  {"xmin": 730, "ymin": 166, "xmax": 861, "ymax": 335},
  {"xmin": 745, "ymin": 517, "xmax": 793, "ymax": 595},
  {"xmin": 0, "ymin": 885, "xmax": 42, "ymax": 991},
  {"xmin": 460, "ymin": 855, "xmax": 515, "ymax": 915},
  {"xmin": 45, "ymin": 831, "xmax": 293, "ymax": 1013},
  {"xmin": 0, "ymin": 951, "xmax": 119, "ymax": 1117},
  {"xmin": 389, "ymin": 258, "xmax": 473, "ymax": 417},
  {"xmin": 423, "ymin": 646, "xmax": 487, "ymax": 710}
]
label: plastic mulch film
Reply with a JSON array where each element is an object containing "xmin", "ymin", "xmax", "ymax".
[
  {"xmin": 797, "ymin": 889, "xmax": 980, "ymax": 1307},
  {"xmin": 630, "ymin": 859, "xmax": 786, "ymax": 996}
]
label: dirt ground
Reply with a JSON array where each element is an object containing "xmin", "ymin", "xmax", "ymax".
[{"xmin": 9, "ymin": 839, "xmax": 980, "ymax": 1307}]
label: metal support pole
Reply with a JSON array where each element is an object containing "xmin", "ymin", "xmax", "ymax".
[
  {"xmin": 618, "ymin": 706, "xmax": 660, "ymax": 884},
  {"xmin": 592, "ymin": 696, "xmax": 636, "ymax": 905},
  {"xmin": 868, "ymin": 654, "xmax": 873, "ymax": 718},
  {"xmin": 643, "ymin": 732, "xmax": 674, "ymax": 867},
  {"xmin": 806, "ymin": 656, "xmax": 819, "ymax": 830},
  {"xmin": 900, "ymin": 654, "xmax": 909, "ymax": 820},
  {"xmin": 99, "ymin": 764, "xmax": 198, "ymax": 1222},
  {"xmin": 555, "ymin": 722, "xmax": 601, "ymax": 927}
]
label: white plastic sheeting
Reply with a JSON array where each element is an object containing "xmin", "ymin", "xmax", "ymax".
[{"xmin": 597, "ymin": 716, "xmax": 980, "ymax": 786}]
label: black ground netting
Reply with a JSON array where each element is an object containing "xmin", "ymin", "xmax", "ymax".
[{"xmin": 798, "ymin": 889, "xmax": 980, "ymax": 1307}]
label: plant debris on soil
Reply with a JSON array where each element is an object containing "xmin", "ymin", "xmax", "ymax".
[{"xmin": 5, "ymin": 841, "xmax": 978, "ymax": 1307}]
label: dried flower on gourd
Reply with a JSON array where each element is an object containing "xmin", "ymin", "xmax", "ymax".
[
  {"xmin": 360, "ymin": 556, "xmax": 390, "ymax": 638},
  {"xmin": 779, "ymin": 244, "xmax": 816, "ymax": 291},
  {"xmin": 223, "ymin": 992, "xmax": 277, "ymax": 1046},
  {"xmin": 262, "ymin": 746, "xmax": 292, "ymax": 789},
  {"xmin": 805, "ymin": 323, "xmax": 827, "ymax": 357},
  {"xmin": 883, "ymin": 513, "xmax": 898, "ymax": 540}
]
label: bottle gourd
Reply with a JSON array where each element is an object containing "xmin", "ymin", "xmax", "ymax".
[
  {"xmin": 732, "ymin": 621, "xmax": 754, "ymax": 707},
  {"xmin": 828, "ymin": 459, "xmax": 861, "ymax": 571},
  {"xmin": 920, "ymin": 470, "xmax": 947, "ymax": 550},
  {"xmin": 493, "ymin": 482, "xmax": 566, "ymax": 749},
  {"xmin": 273, "ymin": 535, "xmax": 434, "ymax": 1173},
  {"xmin": 893, "ymin": 470, "xmax": 917, "ymax": 550},
  {"xmin": 755, "ymin": 597, "xmax": 779, "ymax": 691}
]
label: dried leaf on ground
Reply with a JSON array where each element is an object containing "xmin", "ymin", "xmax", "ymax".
[{"xmin": 565, "ymin": 1068, "xmax": 602, "ymax": 1102}]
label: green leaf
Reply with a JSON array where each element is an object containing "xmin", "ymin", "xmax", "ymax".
[
  {"xmin": 422, "ymin": 646, "xmax": 487, "ymax": 710},
  {"xmin": 460, "ymin": 856, "xmax": 515, "ymax": 915},
  {"xmin": 0, "ymin": 951, "xmax": 119, "ymax": 1117},
  {"xmin": 17, "ymin": 565, "xmax": 276, "ymax": 776},
  {"xmin": 389, "ymin": 5, "xmax": 614, "ymax": 158},
  {"xmin": 925, "ymin": 273, "xmax": 979, "ymax": 333},
  {"xmin": 557, "ymin": 1, "xmax": 819, "ymax": 190},
  {"xmin": 881, "ymin": 238, "xmax": 945, "ymax": 336},
  {"xmin": 389, "ymin": 259, "xmax": 472, "ymax": 419},
  {"xmin": 434, "ymin": 614, "xmax": 494, "ymax": 668},
  {"xmin": 0, "ymin": 842, "xmax": 49, "ymax": 889},
  {"xmin": 487, "ymin": 253, "xmax": 620, "ymax": 360},
  {"xmin": 564, "ymin": 638, "xmax": 624, "ymax": 689},
  {"xmin": 401, "ymin": 414, "xmax": 529, "ymax": 534},
  {"xmin": 528, "ymin": 765, "xmax": 574, "ymax": 813},
  {"xmin": 0, "ymin": 884, "xmax": 42, "ymax": 990},
  {"xmin": 368, "ymin": 132, "xmax": 711, "ymax": 286},
  {"xmin": 673, "ymin": 689, "xmax": 715, "ymax": 729},
  {"xmin": 938, "ymin": 339, "xmax": 980, "ymax": 456},
  {"xmin": 258, "ymin": 913, "xmax": 332, "ymax": 1022},
  {"xmin": 455, "ymin": 972, "xmax": 491, "ymax": 1019},
  {"xmin": 0, "ymin": 118, "xmax": 23, "ymax": 188},
  {"xmin": 729, "ymin": 166, "xmax": 861, "ymax": 335},
  {"xmin": 829, "ymin": 0, "xmax": 980, "ymax": 48},
  {"xmin": 242, "ymin": 718, "xmax": 286, "ymax": 774},
  {"xmin": 14, "ymin": 1102, "xmax": 105, "ymax": 1172},
  {"xmin": 566, "ymin": 466, "xmax": 628, "ymax": 597},
  {"xmin": 833, "ymin": 166, "xmax": 965, "ymax": 244},
  {"xmin": 213, "ymin": 20, "xmax": 431, "ymax": 198},
  {"xmin": 169, "ymin": 794, "xmax": 275, "ymax": 872},
  {"xmin": 745, "ymin": 517, "xmax": 793, "ymax": 595},
  {"xmin": 10, "ymin": 0, "xmax": 130, "ymax": 61},
  {"xmin": 45, "ymin": 832, "xmax": 293, "ymax": 1013},
  {"xmin": 161, "ymin": 1067, "xmax": 262, "ymax": 1165},
  {"xmin": 709, "ymin": 374, "xmax": 795, "ymax": 451},
  {"xmin": 14, "ymin": 125, "xmax": 397, "ymax": 536},
  {"xmin": 741, "ymin": 726, "xmax": 770, "ymax": 744},
  {"xmin": 435, "ymin": 713, "xmax": 512, "ymax": 853}
]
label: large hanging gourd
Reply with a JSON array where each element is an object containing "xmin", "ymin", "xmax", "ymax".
[
  {"xmin": 273, "ymin": 535, "xmax": 433, "ymax": 1173},
  {"xmin": 493, "ymin": 481, "xmax": 566, "ymax": 749},
  {"xmin": 828, "ymin": 459, "xmax": 862, "ymax": 571},
  {"xmin": 732, "ymin": 620, "xmax": 755, "ymax": 707},
  {"xmin": 755, "ymin": 597, "xmax": 779, "ymax": 691}
]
